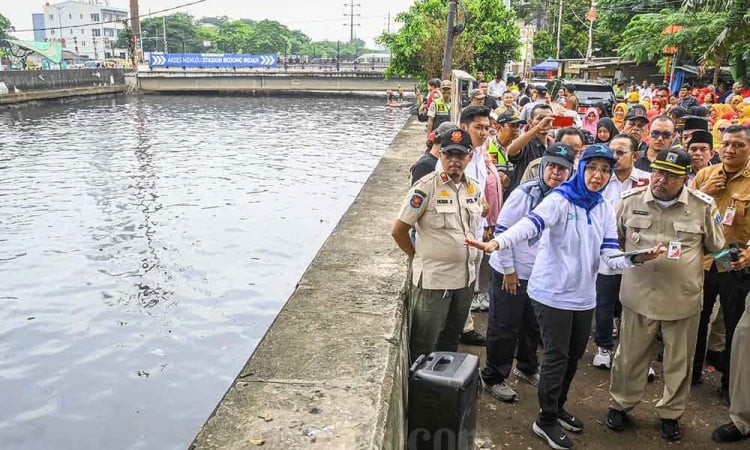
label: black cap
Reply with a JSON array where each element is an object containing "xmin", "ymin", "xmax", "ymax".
[
  {"xmin": 624, "ymin": 105, "xmax": 648, "ymax": 123},
  {"xmin": 543, "ymin": 143, "xmax": 575, "ymax": 171},
  {"xmin": 687, "ymin": 130, "xmax": 713, "ymax": 149},
  {"xmin": 535, "ymin": 85, "xmax": 548, "ymax": 93},
  {"xmin": 682, "ymin": 115, "xmax": 709, "ymax": 132},
  {"xmin": 651, "ymin": 147, "xmax": 690, "ymax": 175},
  {"xmin": 440, "ymin": 129, "xmax": 473, "ymax": 154},
  {"xmin": 495, "ymin": 109, "xmax": 527, "ymax": 124}
]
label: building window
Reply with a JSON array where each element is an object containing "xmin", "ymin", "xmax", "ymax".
[
  {"xmin": 91, "ymin": 13, "xmax": 100, "ymax": 22},
  {"xmin": 82, "ymin": 29, "xmax": 85, "ymax": 34},
  {"xmin": 80, "ymin": 14, "xmax": 83, "ymax": 19},
  {"xmin": 49, "ymin": 14, "xmax": 54, "ymax": 20},
  {"xmin": 68, "ymin": 13, "xmax": 72, "ymax": 19},
  {"xmin": 70, "ymin": 29, "xmax": 73, "ymax": 34},
  {"xmin": 92, "ymin": 29, "xmax": 101, "ymax": 37},
  {"xmin": 50, "ymin": 29, "xmax": 55, "ymax": 35},
  {"xmin": 82, "ymin": 41, "xmax": 86, "ymax": 47}
]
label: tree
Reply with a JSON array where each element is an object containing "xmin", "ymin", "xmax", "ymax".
[
  {"xmin": 0, "ymin": 12, "xmax": 13, "ymax": 42},
  {"xmin": 683, "ymin": 0, "xmax": 750, "ymax": 84},
  {"xmin": 379, "ymin": 0, "xmax": 519, "ymax": 80},
  {"xmin": 533, "ymin": 30, "xmax": 555, "ymax": 60}
]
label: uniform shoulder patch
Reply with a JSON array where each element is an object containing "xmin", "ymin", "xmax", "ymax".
[
  {"xmin": 688, "ymin": 188, "xmax": 716, "ymax": 205},
  {"xmin": 409, "ymin": 190, "xmax": 426, "ymax": 209},
  {"xmin": 621, "ymin": 186, "xmax": 647, "ymax": 199}
]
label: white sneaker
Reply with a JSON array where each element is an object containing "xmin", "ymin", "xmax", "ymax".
[
  {"xmin": 648, "ymin": 366, "xmax": 656, "ymax": 382},
  {"xmin": 593, "ymin": 347, "xmax": 612, "ymax": 369}
]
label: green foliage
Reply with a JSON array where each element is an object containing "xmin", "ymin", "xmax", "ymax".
[
  {"xmin": 114, "ymin": 14, "xmax": 375, "ymax": 57},
  {"xmin": 618, "ymin": 10, "xmax": 729, "ymax": 67},
  {"xmin": 379, "ymin": 0, "xmax": 519, "ymax": 80},
  {"xmin": 0, "ymin": 12, "xmax": 13, "ymax": 41},
  {"xmin": 533, "ymin": 30, "xmax": 555, "ymax": 60}
]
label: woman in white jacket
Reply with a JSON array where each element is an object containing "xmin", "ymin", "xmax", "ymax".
[{"xmin": 466, "ymin": 144, "xmax": 664, "ymax": 450}]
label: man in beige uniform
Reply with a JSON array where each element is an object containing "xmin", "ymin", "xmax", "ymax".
[
  {"xmin": 606, "ymin": 148, "xmax": 725, "ymax": 442},
  {"xmin": 391, "ymin": 129, "xmax": 485, "ymax": 363}
]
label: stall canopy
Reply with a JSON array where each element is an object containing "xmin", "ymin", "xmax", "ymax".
[{"xmin": 530, "ymin": 59, "xmax": 559, "ymax": 71}]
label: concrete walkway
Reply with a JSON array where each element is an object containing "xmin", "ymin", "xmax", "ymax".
[{"xmin": 463, "ymin": 313, "xmax": 743, "ymax": 449}]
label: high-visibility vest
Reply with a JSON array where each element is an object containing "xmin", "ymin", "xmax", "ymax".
[{"xmin": 433, "ymin": 97, "xmax": 451, "ymax": 127}]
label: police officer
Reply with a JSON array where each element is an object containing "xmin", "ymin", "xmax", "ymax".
[
  {"xmin": 606, "ymin": 148, "xmax": 725, "ymax": 442},
  {"xmin": 426, "ymin": 80, "xmax": 453, "ymax": 134},
  {"xmin": 391, "ymin": 128, "xmax": 485, "ymax": 362}
]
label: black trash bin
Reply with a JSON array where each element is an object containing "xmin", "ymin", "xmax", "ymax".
[{"xmin": 407, "ymin": 352, "xmax": 480, "ymax": 450}]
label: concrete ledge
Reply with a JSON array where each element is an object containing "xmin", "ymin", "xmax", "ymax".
[
  {"xmin": 0, "ymin": 85, "xmax": 128, "ymax": 105},
  {"xmin": 191, "ymin": 118, "xmax": 425, "ymax": 449}
]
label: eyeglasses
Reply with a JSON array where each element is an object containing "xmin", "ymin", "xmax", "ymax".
[
  {"xmin": 584, "ymin": 165, "xmax": 612, "ymax": 175},
  {"xmin": 651, "ymin": 168, "xmax": 683, "ymax": 180},
  {"xmin": 613, "ymin": 150, "xmax": 632, "ymax": 158},
  {"xmin": 650, "ymin": 130, "xmax": 673, "ymax": 140}
]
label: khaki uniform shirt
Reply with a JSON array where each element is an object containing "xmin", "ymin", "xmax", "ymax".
[
  {"xmin": 398, "ymin": 171, "xmax": 483, "ymax": 290},
  {"xmin": 691, "ymin": 159, "xmax": 750, "ymax": 271},
  {"xmin": 617, "ymin": 186, "xmax": 725, "ymax": 320}
]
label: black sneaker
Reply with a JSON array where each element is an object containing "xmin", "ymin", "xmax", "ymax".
[
  {"xmin": 605, "ymin": 408, "xmax": 627, "ymax": 431},
  {"xmin": 532, "ymin": 419, "xmax": 573, "ymax": 450},
  {"xmin": 660, "ymin": 418, "xmax": 681, "ymax": 442},
  {"xmin": 459, "ymin": 329, "xmax": 486, "ymax": 345},
  {"xmin": 557, "ymin": 408, "xmax": 583, "ymax": 433},
  {"xmin": 712, "ymin": 422, "xmax": 750, "ymax": 443}
]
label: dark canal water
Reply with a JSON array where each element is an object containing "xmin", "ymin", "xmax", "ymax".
[{"xmin": 0, "ymin": 95, "xmax": 410, "ymax": 449}]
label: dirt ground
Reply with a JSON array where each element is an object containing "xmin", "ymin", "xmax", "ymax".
[{"xmin": 460, "ymin": 312, "xmax": 744, "ymax": 449}]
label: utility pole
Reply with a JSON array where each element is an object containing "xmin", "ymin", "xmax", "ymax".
[
  {"xmin": 441, "ymin": 0, "xmax": 458, "ymax": 80},
  {"xmin": 162, "ymin": 16, "xmax": 168, "ymax": 53},
  {"xmin": 343, "ymin": 2, "xmax": 361, "ymax": 43},
  {"xmin": 129, "ymin": 0, "xmax": 141, "ymax": 60},
  {"xmin": 555, "ymin": 0, "xmax": 563, "ymax": 59},
  {"xmin": 387, "ymin": 11, "xmax": 390, "ymax": 34},
  {"xmin": 585, "ymin": 1, "xmax": 596, "ymax": 62}
]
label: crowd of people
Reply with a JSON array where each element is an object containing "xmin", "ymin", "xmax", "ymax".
[{"xmin": 392, "ymin": 74, "xmax": 750, "ymax": 449}]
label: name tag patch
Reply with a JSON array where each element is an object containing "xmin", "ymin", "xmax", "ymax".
[{"xmin": 633, "ymin": 210, "xmax": 649, "ymax": 216}]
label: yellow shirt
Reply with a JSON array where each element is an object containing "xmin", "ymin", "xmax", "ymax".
[{"xmin": 691, "ymin": 159, "xmax": 750, "ymax": 271}]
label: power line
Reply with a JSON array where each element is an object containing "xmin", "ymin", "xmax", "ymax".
[
  {"xmin": 12, "ymin": 0, "xmax": 209, "ymax": 33},
  {"xmin": 343, "ymin": 2, "xmax": 361, "ymax": 43}
]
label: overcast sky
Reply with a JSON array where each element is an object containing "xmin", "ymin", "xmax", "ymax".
[{"xmin": 2, "ymin": 0, "xmax": 415, "ymax": 46}]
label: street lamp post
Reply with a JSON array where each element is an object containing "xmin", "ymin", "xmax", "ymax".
[{"xmin": 441, "ymin": 1, "xmax": 457, "ymax": 80}]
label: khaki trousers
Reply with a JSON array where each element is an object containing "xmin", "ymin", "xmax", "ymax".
[
  {"xmin": 610, "ymin": 306, "xmax": 700, "ymax": 419},
  {"xmin": 730, "ymin": 299, "xmax": 750, "ymax": 434},
  {"xmin": 708, "ymin": 300, "xmax": 726, "ymax": 352}
]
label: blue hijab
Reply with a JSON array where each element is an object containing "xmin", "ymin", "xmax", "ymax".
[{"xmin": 554, "ymin": 144, "xmax": 617, "ymax": 224}]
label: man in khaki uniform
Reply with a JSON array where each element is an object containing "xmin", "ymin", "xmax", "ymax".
[
  {"xmin": 606, "ymin": 148, "xmax": 725, "ymax": 442},
  {"xmin": 391, "ymin": 128, "xmax": 485, "ymax": 363},
  {"xmin": 713, "ymin": 294, "xmax": 750, "ymax": 442},
  {"xmin": 691, "ymin": 124, "xmax": 750, "ymax": 396}
]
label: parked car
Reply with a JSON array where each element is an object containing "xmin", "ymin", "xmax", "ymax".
[{"xmin": 547, "ymin": 79, "xmax": 616, "ymax": 117}]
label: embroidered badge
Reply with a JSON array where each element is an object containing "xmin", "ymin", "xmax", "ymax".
[
  {"xmin": 450, "ymin": 130, "xmax": 463, "ymax": 143},
  {"xmin": 409, "ymin": 192, "xmax": 425, "ymax": 209},
  {"xmin": 440, "ymin": 172, "xmax": 449, "ymax": 183},
  {"xmin": 467, "ymin": 183, "xmax": 476, "ymax": 196},
  {"xmin": 666, "ymin": 152, "xmax": 678, "ymax": 163}
]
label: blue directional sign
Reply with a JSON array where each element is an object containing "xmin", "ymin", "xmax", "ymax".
[{"xmin": 149, "ymin": 53, "xmax": 278, "ymax": 68}]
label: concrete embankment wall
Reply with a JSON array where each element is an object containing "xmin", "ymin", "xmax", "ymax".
[
  {"xmin": 138, "ymin": 70, "xmax": 417, "ymax": 94},
  {"xmin": 191, "ymin": 118, "xmax": 424, "ymax": 449},
  {"xmin": 0, "ymin": 69, "xmax": 128, "ymax": 105}
]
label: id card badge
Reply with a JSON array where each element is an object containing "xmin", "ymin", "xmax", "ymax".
[
  {"xmin": 722, "ymin": 207, "xmax": 737, "ymax": 226},
  {"xmin": 668, "ymin": 241, "xmax": 682, "ymax": 260}
]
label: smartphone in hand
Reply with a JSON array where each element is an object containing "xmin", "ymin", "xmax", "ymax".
[{"xmin": 551, "ymin": 115, "xmax": 574, "ymax": 128}]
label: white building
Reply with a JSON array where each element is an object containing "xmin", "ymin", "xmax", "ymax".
[{"xmin": 35, "ymin": 0, "xmax": 130, "ymax": 60}]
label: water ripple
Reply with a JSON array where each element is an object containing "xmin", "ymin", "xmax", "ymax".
[{"xmin": 0, "ymin": 94, "xmax": 408, "ymax": 449}]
